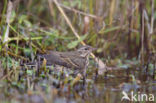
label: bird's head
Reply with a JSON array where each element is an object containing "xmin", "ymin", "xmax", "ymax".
[{"xmin": 77, "ymin": 45, "xmax": 96, "ymax": 57}]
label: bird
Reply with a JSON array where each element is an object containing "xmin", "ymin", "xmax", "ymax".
[{"xmin": 38, "ymin": 45, "xmax": 96, "ymax": 74}]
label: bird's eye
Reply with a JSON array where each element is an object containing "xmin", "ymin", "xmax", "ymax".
[{"xmin": 85, "ymin": 48, "xmax": 88, "ymax": 50}]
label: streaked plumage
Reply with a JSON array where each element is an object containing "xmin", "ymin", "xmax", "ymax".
[{"xmin": 39, "ymin": 45, "xmax": 95, "ymax": 72}]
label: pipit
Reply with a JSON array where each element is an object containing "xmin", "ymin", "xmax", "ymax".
[{"xmin": 38, "ymin": 45, "xmax": 96, "ymax": 74}]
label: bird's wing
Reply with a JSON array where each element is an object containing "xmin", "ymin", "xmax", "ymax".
[
  {"xmin": 61, "ymin": 57, "xmax": 79, "ymax": 68},
  {"xmin": 38, "ymin": 51, "xmax": 65, "ymax": 65},
  {"xmin": 58, "ymin": 52, "xmax": 80, "ymax": 68},
  {"xmin": 59, "ymin": 52, "xmax": 86, "ymax": 69},
  {"xmin": 38, "ymin": 51, "xmax": 85, "ymax": 69},
  {"xmin": 38, "ymin": 51, "xmax": 74, "ymax": 68},
  {"xmin": 71, "ymin": 57, "xmax": 86, "ymax": 69}
]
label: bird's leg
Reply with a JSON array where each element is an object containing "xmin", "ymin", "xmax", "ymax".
[
  {"xmin": 83, "ymin": 56, "xmax": 89, "ymax": 85},
  {"xmin": 82, "ymin": 63, "xmax": 88, "ymax": 85},
  {"xmin": 82, "ymin": 70, "xmax": 86, "ymax": 85},
  {"xmin": 36, "ymin": 55, "xmax": 41, "ymax": 76}
]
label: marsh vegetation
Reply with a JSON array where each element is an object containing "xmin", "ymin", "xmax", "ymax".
[{"xmin": 0, "ymin": 0, "xmax": 155, "ymax": 103}]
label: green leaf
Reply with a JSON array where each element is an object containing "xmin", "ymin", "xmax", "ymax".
[
  {"xmin": 99, "ymin": 26, "xmax": 121, "ymax": 34},
  {"xmin": 67, "ymin": 35, "xmax": 87, "ymax": 49},
  {"xmin": 67, "ymin": 40, "xmax": 79, "ymax": 49},
  {"xmin": 23, "ymin": 19, "xmax": 32, "ymax": 27},
  {"xmin": 18, "ymin": 15, "xmax": 27, "ymax": 24}
]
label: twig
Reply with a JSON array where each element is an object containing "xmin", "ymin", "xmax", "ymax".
[
  {"xmin": 2, "ymin": 49, "xmax": 29, "ymax": 61},
  {"xmin": 0, "ymin": 70, "xmax": 13, "ymax": 81},
  {"xmin": 53, "ymin": 0, "xmax": 83, "ymax": 42},
  {"xmin": 58, "ymin": 3, "xmax": 100, "ymax": 19}
]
